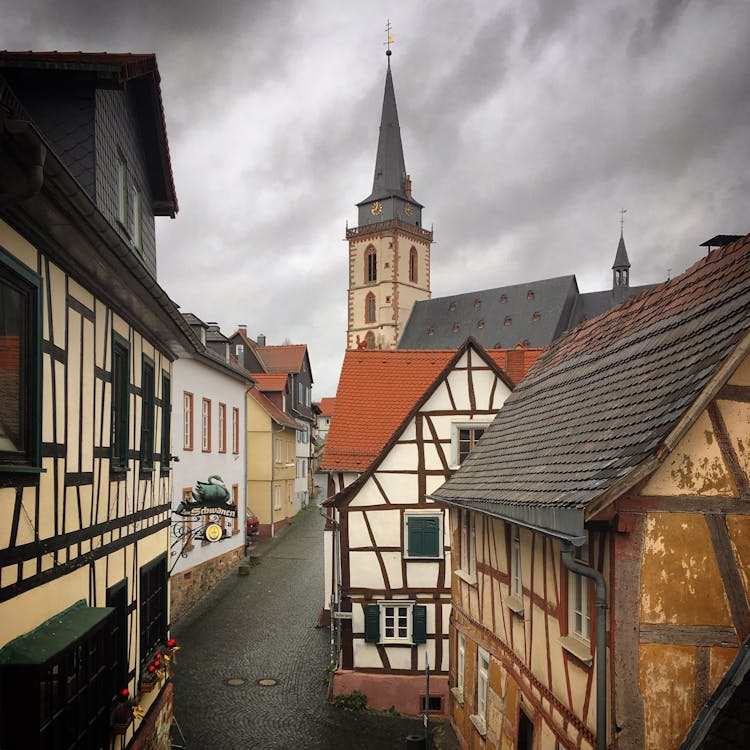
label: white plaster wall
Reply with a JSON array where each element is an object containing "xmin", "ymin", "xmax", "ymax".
[
  {"xmin": 171, "ymin": 356, "xmax": 247, "ymax": 575},
  {"xmin": 383, "ymin": 553, "xmax": 404, "ymax": 589},
  {"xmin": 378, "ymin": 441, "xmax": 419, "ymax": 472},
  {"xmin": 406, "ymin": 562, "xmax": 441, "ymax": 589},
  {"xmin": 370, "ymin": 511, "xmax": 401, "ymax": 548},
  {"xmin": 421, "ymin": 382, "xmax": 454, "ymax": 412},
  {"xmin": 350, "ymin": 551, "xmax": 385, "ymax": 588},
  {"xmin": 348, "ymin": 512, "xmax": 371, "ymax": 548}
]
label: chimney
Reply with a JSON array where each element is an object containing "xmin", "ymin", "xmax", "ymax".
[
  {"xmin": 404, "ymin": 174, "xmax": 412, "ymax": 198},
  {"xmin": 257, "ymin": 333, "xmax": 266, "ymax": 346},
  {"xmin": 238, "ymin": 324, "xmax": 247, "ymax": 334}
]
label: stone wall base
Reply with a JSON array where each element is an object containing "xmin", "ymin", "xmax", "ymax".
[
  {"xmin": 257, "ymin": 517, "xmax": 291, "ymax": 538},
  {"xmin": 332, "ymin": 670, "xmax": 449, "ymax": 717},
  {"xmin": 170, "ymin": 544, "xmax": 244, "ymax": 624},
  {"xmin": 128, "ymin": 681, "xmax": 173, "ymax": 750}
]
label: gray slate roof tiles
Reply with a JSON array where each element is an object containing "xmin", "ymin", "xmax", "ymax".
[{"xmin": 431, "ymin": 235, "xmax": 750, "ymax": 522}]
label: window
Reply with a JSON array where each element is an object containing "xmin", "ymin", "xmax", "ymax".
[
  {"xmin": 273, "ymin": 484, "xmax": 281, "ymax": 510},
  {"xmin": 232, "ymin": 407, "xmax": 240, "ymax": 454},
  {"xmin": 140, "ymin": 356, "xmax": 154, "ymax": 470},
  {"xmin": 460, "ymin": 510, "xmax": 476, "ymax": 577},
  {"xmin": 232, "ymin": 484, "xmax": 239, "ymax": 534},
  {"xmin": 111, "ymin": 334, "xmax": 130, "ymax": 473},
  {"xmin": 365, "ymin": 292, "xmax": 376, "ymax": 324},
  {"xmin": 201, "ymin": 398, "xmax": 211, "ymax": 452},
  {"xmin": 451, "ymin": 422, "xmax": 488, "ymax": 467},
  {"xmin": 364, "ymin": 601, "xmax": 426, "ymax": 645},
  {"xmin": 218, "ymin": 403, "xmax": 227, "ymax": 453},
  {"xmin": 568, "ymin": 540, "xmax": 591, "ymax": 642},
  {"xmin": 139, "ymin": 554, "xmax": 167, "ymax": 666},
  {"xmin": 132, "ymin": 188, "xmax": 142, "ymax": 251},
  {"xmin": 405, "ymin": 513, "xmax": 442, "ymax": 558},
  {"xmin": 183, "ymin": 392, "xmax": 194, "ymax": 450},
  {"xmin": 117, "ymin": 151, "xmax": 128, "ymax": 228},
  {"xmin": 365, "ymin": 246, "xmax": 377, "ymax": 282},
  {"xmin": 0, "ymin": 248, "xmax": 41, "ymax": 469},
  {"xmin": 106, "ymin": 580, "xmax": 129, "ymax": 690},
  {"xmin": 235, "ymin": 343, "xmax": 244, "ymax": 356},
  {"xmin": 473, "ymin": 647, "xmax": 490, "ymax": 733},
  {"xmin": 161, "ymin": 373, "xmax": 171, "ymax": 470},
  {"xmin": 0, "ymin": 602, "xmax": 117, "ymax": 750},
  {"xmin": 510, "ymin": 524, "xmax": 522, "ymax": 599},
  {"xmin": 409, "ymin": 246, "xmax": 418, "ymax": 283}
]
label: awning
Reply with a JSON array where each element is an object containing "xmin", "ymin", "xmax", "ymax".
[{"xmin": 0, "ymin": 600, "xmax": 113, "ymax": 666}]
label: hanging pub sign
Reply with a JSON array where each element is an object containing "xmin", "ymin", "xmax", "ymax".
[
  {"xmin": 203, "ymin": 523, "xmax": 225, "ymax": 543},
  {"xmin": 175, "ymin": 474, "xmax": 238, "ymax": 518}
]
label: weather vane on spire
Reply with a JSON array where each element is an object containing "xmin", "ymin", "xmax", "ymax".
[
  {"xmin": 620, "ymin": 208, "xmax": 627, "ymax": 235},
  {"xmin": 384, "ymin": 19, "xmax": 394, "ymax": 56}
]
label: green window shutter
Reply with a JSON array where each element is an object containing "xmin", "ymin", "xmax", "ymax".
[
  {"xmin": 412, "ymin": 605, "xmax": 427, "ymax": 644},
  {"xmin": 407, "ymin": 516, "xmax": 441, "ymax": 557},
  {"xmin": 364, "ymin": 604, "xmax": 380, "ymax": 643}
]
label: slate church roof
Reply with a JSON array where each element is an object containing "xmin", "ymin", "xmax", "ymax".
[
  {"xmin": 399, "ymin": 234, "xmax": 655, "ymax": 351},
  {"xmin": 431, "ymin": 234, "xmax": 750, "ymax": 539}
]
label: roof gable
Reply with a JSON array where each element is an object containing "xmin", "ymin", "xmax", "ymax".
[
  {"xmin": 258, "ymin": 344, "xmax": 308, "ymax": 375},
  {"xmin": 322, "ymin": 339, "xmax": 518, "ymax": 474},
  {"xmin": 433, "ymin": 235, "xmax": 750, "ymax": 535},
  {"xmin": 325, "ymin": 340, "xmax": 516, "ymax": 507}
]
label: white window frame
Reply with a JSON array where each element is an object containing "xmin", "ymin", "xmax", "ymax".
[
  {"xmin": 379, "ymin": 601, "xmax": 414, "ymax": 645},
  {"xmin": 273, "ymin": 484, "xmax": 281, "ymax": 510},
  {"xmin": 457, "ymin": 632, "xmax": 466, "ymax": 696},
  {"xmin": 201, "ymin": 398, "xmax": 211, "ymax": 452},
  {"xmin": 510, "ymin": 524, "xmax": 522, "ymax": 598},
  {"xmin": 403, "ymin": 511, "xmax": 444, "ymax": 560},
  {"xmin": 235, "ymin": 344, "xmax": 244, "ymax": 356},
  {"xmin": 460, "ymin": 510, "xmax": 476, "ymax": 577},
  {"xmin": 568, "ymin": 540, "xmax": 591, "ymax": 642},
  {"xmin": 474, "ymin": 647, "xmax": 489, "ymax": 729},
  {"xmin": 450, "ymin": 421, "xmax": 490, "ymax": 468}
]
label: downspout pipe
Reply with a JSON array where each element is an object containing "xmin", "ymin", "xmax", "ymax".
[{"xmin": 562, "ymin": 542, "xmax": 607, "ymax": 750}]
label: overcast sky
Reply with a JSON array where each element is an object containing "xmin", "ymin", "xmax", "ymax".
[{"xmin": 3, "ymin": 0, "xmax": 749, "ymax": 398}]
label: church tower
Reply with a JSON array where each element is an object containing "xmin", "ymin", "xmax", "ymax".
[{"xmin": 346, "ymin": 49, "xmax": 432, "ymax": 350}]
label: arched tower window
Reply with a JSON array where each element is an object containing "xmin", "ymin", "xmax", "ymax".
[
  {"xmin": 365, "ymin": 292, "xmax": 376, "ymax": 324},
  {"xmin": 365, "ymin": 331, "xmax": 375, "ymax": 349},
  {"xmin": 365, "ymin": 246, "xmax": 377, "ymax": 283},
  {"xmin": 409, "ymin": 246, "xmax": 418, "ymax": 283}
]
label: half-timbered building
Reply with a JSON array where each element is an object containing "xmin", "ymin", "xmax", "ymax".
[
  {"xmin": 0, "ymin": 53, "xmax": 190, "ymax": 750},
  {"xmin": 322, "ymin": 340, "xmax": 541, "ymax": 716},
  {"xmin": 432, "ymin": 234, "xmax": 750, "ymax": 750}
]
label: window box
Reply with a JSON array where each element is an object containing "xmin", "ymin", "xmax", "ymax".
[{"xmin": 0, "ymin": 600, "xmax": 118, "ymax": 750}]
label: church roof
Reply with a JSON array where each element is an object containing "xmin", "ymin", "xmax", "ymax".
[
  {"xmin": 359, "ymin": 58, "xmax": 412, "ymax": 205},
  {"xmin": 431, "ymin": 234, "xmax": 750, "ymax": 539},
  {"xmin": 399, "ymin": 275, "xmax": 580, "ymax": 350}
]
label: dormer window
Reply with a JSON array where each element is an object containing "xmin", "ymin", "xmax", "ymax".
[
  {"xmin": 500, "ymin": 294, "xmax": 508, "ymax": 303},
  {"xmin": 527, "ymin": 290, "xmax": 534, "ymax": 300},
  {"xmin": 532, "ymin": 312, "xmax": 540, "ymax": 321},
  {"xmin": 504, "ymin": 316, "xmax": 512, "ymax": 326},
  {"xmin": 474, "ymin": 299, "xmax": 481, "ymax": 308},
  {"xmin": 449, "ymin": 302, "xmax": 456, "ymax": 312}
]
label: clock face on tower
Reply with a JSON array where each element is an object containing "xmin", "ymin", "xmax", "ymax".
[
  {"xmin": 403, "ymin": 204, "xmax": 413, "ymax": 216},
  {"xmin": 370, "ymin": 201, "xmax": 383, "ymax": 216}
]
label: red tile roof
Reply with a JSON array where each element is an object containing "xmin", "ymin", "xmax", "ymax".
[
  {"xmin": 252, "ymin": 373, "xmax": 288, "ymax": 392},
  {"xmin": 322, "ymin": 340, "xmax": 531, "ymax": 473},
  {"xmin": 258, "ymin": 345, "xmax": 307, "ymax": 374},
  {"xmin": 248, "ymin": 389, "xmax": 299, "ymax": 430},
  {"xmin": 0, "ymin": 51, "xmax": 177, "ymax": 216},
  {"xmin": 317, "ymin": 397, "xmax": 336, "ymax": 417}
]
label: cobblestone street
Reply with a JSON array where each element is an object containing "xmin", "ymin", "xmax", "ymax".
[{"xmin": 171, "ymin": 507, "xmax": 455, "ymax": 749}]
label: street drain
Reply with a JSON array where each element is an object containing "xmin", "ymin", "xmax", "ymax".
[
  {"xmin": 257, "ymin": 678, "xmax": 277, "ymax": 687},
  {"xmin": 225, "ymin": 678, "xmax": 246, "ymax": 687}
]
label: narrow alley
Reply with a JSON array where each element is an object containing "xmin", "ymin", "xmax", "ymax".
[{"xmin": 171, "ymin": 508, "xmax": 445, "ymax": 749}]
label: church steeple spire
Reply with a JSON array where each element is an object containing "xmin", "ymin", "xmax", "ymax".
[
  {"xmin": 362, "ymin": 54, "xmax": 409, "ymax": 204},
  {"xmin": 612, "ymin": 211, "xmax": 631, "ymax": 290}
]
